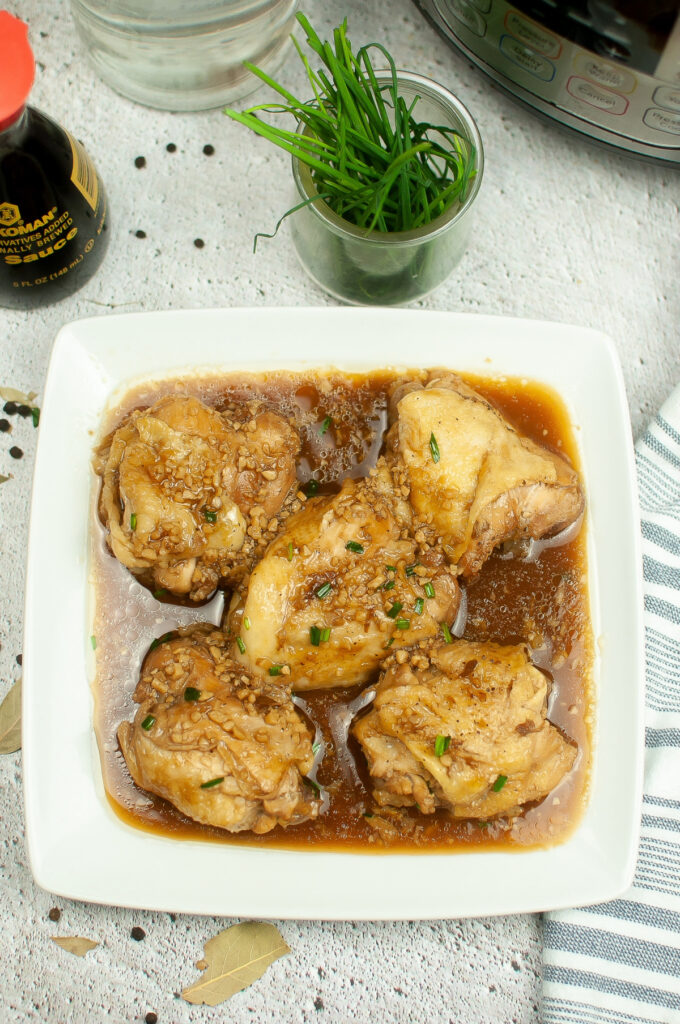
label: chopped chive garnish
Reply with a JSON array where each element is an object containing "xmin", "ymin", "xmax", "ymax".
[
  {"xmin": 315, "ymin": 582, "xmax": 332, "ymax": 599},
  {"xmin": 202, "ymin": 507, "xmax": 217, "ymax": 523},
  {"xmin": 312, "ymin": 740, "xmax": 321, "ymax": 755},
  {"xmin": 387, "ymin": 601, "xmax": 403, "ymax": 619},
  {"xmin": 287, "ymin": 541, "xmax": 294, "ymax": 561},
  {"xmin": 153, "ymin": 588, "xmax": 167, "ymax": 599},
  {"xmin": 441, "ymin": 622, "xmax": 453, "ymax": 644},
  {"xmin": 200, "ymin": 776, "xmax": 224, "ymax": 789},
  {"xmin": 434, "ymin": 734, "xmax": 451, "ymax": 757},
  {"xmin": 384, "ymin": 637, "xmax": 395, "ymax": 649},
  {"xmin": 492, "ymin": 774, "xmax": 508, "ymax": 792},
  {"xmin": 141, "ymin": 714, "xmax": 155, "ymax": 731},
  {"xmin": 269, "ymin": 664, "xmax": 283, "ymax": 676},
  {"xmin": 130, "ymin": 512, "xmax": 137, "ymax": 531},
  {"xmin": 304, "ymin": 479, "xmax": 320, "ymax": 497},
  {"xmin": 236, "ymin": 636, "xmax": 246, "ymax": 655},
  {"xmin": 31, "ymin": 406, "xmax": 40, "ymax": 428},
  {"xmin": 414, "ymin": 598, "xmax": 424, "ymax": 615},
  {"xmin": 184, "ymin": 687, "xmax": 201, "ymax": 702},
  {"xmin": 346, "ymin": 541, "xmax": 364, "ymax": 554},
  {"xmin": 385, "ymin": 565, "xmax": 397, "ymax": 573},
  {"xmin": 319, "ymin": 415, "xmax": 332, "ymax": 435},
  {"xmin": 90, "ymin": 635, "xmax": 97, "ymax": 650},
  {"xmin": 424, "ymin": 582, "xmax": 435, "ymax": 599},
  {"xmin": 405, "ymin": 563, "xmax": 419, "ymax": 577},
  {"xmin": 149, "ymin": 631, "xmax": 176, "ymax": 652},
  {"xmin": 429, "ymin": 432, "xmax": 441, "ymax": 463},
  {"xmin": 309, "ymin": 622, "xmax": 329, "ymax": 647},
  {"xmin": 363, "ymin": 812, "xmax": 374, "ymax": 819},
  {"xmin": 382, "ymin": 580, "xmax": 395, "ymax": 591},
  {"xmin": 303, "ymin": 776, "xmax": 321, "ymax": 794},
  {"xmin": 243, "ymin": 616, "xmax": 251, "ymax": 631},
  {"xmin": 395, "ymin": 618, "xmax": 410, "ymax": 630}
]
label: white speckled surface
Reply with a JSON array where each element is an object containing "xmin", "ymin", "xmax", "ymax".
[{"xmin": 1, "ymin": 2, "xmax": 678, "ymax": 1022}]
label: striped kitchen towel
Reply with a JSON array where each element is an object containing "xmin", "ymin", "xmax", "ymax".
[{"xmin": 542, "ymin": 385, "xmax": 680, "ymax": 1023}]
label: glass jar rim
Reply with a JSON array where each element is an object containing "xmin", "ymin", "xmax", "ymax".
[{"xmin": 291, "ymin": 69, "xmax": 484, "ymax": 246}]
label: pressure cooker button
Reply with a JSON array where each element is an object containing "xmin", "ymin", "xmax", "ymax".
[
  {"xmin": 566, "ymin": 76, "xmax": 629, "ymax": 115},
  {"xmin": 643, "ymin": 108, "xmax": 680, "ymax": 136},
  {"xmin": 653, "ymin": 86, "xmax": 680, "ymax": 114},
  {"xmin": 440, "ymin": 0, "xmax": 486, "ymax": 37},
  {"xmin": 499, "ymin": 36, "xmax": 556, "ymax": 82},
  {"xmin": 573, "ymin": 53, "xmax": 636, "ymax": 94},
  {"xmin": 504, "ymin": 11, "xmax": 561, "ymax": 59}
]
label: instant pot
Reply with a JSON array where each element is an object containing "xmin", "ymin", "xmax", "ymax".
[{"xmin": 413, "ymin": 0, "xmax": 680, "ymax": 163}]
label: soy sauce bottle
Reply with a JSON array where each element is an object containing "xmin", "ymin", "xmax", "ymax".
[{"xmin": 0, "ymin": 11, "xmax": 109, "ymax": 308}]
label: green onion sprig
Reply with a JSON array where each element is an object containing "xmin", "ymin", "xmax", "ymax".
[
  {"xmin": 224, "ymin": 14, "xmax": 477, "ymax": 241},
  {"xmin": 434, "ymin": 734, "xmax": 451, "ymax": 757},
  {"xmin": 200, "ymin": 776, "xmax": 224, "ymax": 789}
]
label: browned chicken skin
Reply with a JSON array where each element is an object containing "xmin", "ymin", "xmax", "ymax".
[
  {"xmin": 387, "ymin": 374, "xmax": 584, "ymax": 577},
  {"xmin": 118, "ymin": 624, "xmax": 320, "ymax": 834},
  {"xmin": 228, "ymin": 461, "xmax": 461, "ymax": 690},
  {"xmin": 98, "ymin": 395, "xmax": 301, "ymax": 600},
  {"xmin": 353, "ymin": 638, "xmax": 576, "ymax": 819}
]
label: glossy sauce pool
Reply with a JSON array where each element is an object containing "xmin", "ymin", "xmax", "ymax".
[{"xmin": 91, "ymin": 369, "xmax": 594, "ymax": 852}]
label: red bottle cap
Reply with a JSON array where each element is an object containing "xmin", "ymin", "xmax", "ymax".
[{"xmin": 0, "ymin": 12, "xmax": 35, "ymax": 131}]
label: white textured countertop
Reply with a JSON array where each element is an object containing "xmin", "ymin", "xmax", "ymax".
[{"xmin": 1, "ymin": 2, "xmax": 678, "ymax": 1022}]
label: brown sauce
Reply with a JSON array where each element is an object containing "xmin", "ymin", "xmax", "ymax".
[{"xmin": 91, "ymin": 369, "xmax": 594, "ymax": 852}]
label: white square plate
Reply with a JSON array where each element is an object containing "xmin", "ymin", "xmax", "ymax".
[{"xmin": 23, "ymin": 307, "xmax": 644, "ymax": 919}]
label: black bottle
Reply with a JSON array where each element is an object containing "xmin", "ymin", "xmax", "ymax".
[{"xmin": 0, "ymin": 11, "xmax": 109, "ymax": 308}]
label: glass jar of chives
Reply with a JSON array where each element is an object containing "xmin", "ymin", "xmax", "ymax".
[{"xmin": 289, "ymin": 72, "xmax": 484, "ymax": 307}]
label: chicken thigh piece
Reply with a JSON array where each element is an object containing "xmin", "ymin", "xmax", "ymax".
[
  {"xmin": 388, "ymin": 375, "xmax": 584, "ymax": 577},
  {"xmin": 228, "ymin": 462, "xmax": 461, "ymax": 690},
  {"xmin": 118, "ymin": 624, "xmax": 319, "ymax": 834},
  {"xmin": 98, "ymin": 395, "xmax": 300, "ymax": 599},
  {"xmin": 353, "ymin": 638, "xmax": 576, "ymax": 819}
]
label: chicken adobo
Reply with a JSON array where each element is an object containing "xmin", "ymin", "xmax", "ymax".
[
  {"xmin": 353, "ymin": 639, "xmax": 576, "ymax": 819},
  {"xmin": 228, "ymin": 461, "xmax": 461, "ymax": 689},
  {"xmin": 98, "ymin": 394, "xmax": 300, "ymax": 600},
  {"xmin": 118, "ymin": 624, "xmax": 319, "ymax": 834},
  {"xmin": 92, "ymin": 369, "xmax": 592, "ymax": 850},
  {"xmin": 387, "ymin": 374, "xmax": 584, "ymax": 577}
]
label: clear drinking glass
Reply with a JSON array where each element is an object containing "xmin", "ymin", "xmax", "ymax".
[
  {"xmin": 289, "ymin": 72, "xmax": 484, "ymax": 306},
  {"xmin": 69, "ymin": 0, "xmax": 299, "ymax": 111}
]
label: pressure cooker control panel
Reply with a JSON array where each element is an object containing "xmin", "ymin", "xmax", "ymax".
[{"xmin": 418, "ymin": 0, "xmax": 680, "ymax": 161}]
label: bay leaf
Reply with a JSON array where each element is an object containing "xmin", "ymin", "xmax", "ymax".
[
  {"xmin": 182, "ymin": 921, "xmax": 290, "ymax": 1006},
  {"xmin": 0, "ymin": 386, "xmax": 37, "ymax": 404},
  {"xmin": 51, "ymin": 936, "xmax": 99, "ymax": 956},
  {"xmin": 0, "ymin": 678, "xmax": 21, "ymax": 754}
]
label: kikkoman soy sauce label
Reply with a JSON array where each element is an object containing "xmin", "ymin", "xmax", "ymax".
[
  {"xmin": 0, "ymin": 13, "xmax": 110, "ymax": 307},
  {"xmin": 67, "ymin": 129, "xmax": 99, "ymax": 211},
  {"xmin": 0, "ymin": 201, "xmax": 79, "ymax": 265}
]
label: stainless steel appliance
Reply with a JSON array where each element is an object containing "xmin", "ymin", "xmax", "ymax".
[{"xmin": 413, "ymin": 0, "xmax": 680, "ymax": 163}]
